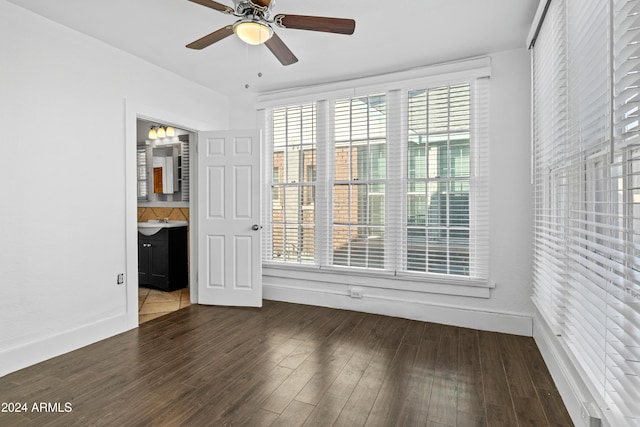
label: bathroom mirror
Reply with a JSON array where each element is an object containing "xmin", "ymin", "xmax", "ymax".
[
  {"xmin": 137, "ymin": 134, "xmax": 190, "ymax": 203},
  {"xmin": 152, "ymin": 144, "xmax": 179, "ymax": 194}
]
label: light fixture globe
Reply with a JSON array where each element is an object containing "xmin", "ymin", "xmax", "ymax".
[{"xmin": 233, "ymin": 19, "xmax": 273, "ymax": 45}]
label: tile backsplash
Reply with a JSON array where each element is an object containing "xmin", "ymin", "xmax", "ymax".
[{"xmin": 137, "ymin": 207, "xmax": 189, "ymax": 223}]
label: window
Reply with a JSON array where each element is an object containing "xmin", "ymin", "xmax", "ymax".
[
  {"xmin": 531, "ymin": 0, "xmax": 640, "ymax": 424},
  {"xmin": 263, "ymin": 70, "xmax": 489, "ymax": 285},
  {"xmin": 406, "ymin": 85, "xmax": 471, "ymax": 275},
  {"xmin": 137, "ymin": 146, "xmax": 148, "ymax": 201},
  {"xmin": 333, "ymin": 95, "xmax": 387, "ymax": 269},
  {"xmin": 270, "ymin": 104, "xmax": 316, "ymax": 263}
]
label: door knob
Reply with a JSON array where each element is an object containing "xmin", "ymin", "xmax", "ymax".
[{"xmin": 252, "ymin": 224, "xmax": 263, "ymax": 231}]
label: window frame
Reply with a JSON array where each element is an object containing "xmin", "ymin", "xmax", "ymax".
[
  {"xmin": 259, "ymin": 59, "xmax": 491, "ymax": 295},
  {"xmin": 137, "ymin": 145, "xmax": 149, "ymax": 201}
]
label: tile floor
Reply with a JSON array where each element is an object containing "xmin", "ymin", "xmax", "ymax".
[{"xmin": 138, "ymin": 286, "xmax": 191, "ymax": 323}]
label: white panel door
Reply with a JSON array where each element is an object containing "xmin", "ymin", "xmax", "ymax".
[{"xmin": 197, "ymin": 130, "xmax": 261, "ymax": 307}]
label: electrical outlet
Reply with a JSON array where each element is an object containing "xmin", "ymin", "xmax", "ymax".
[
  {"xmin": 117, "ymin": 273, "xmax": 125, "ymax": 285},
  {"xmin": 350, "ymin": 287, "xmax": 363, "ymax": 299}
]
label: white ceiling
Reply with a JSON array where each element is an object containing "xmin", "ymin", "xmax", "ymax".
[{"xmin": 7, "ymin": 0, "xmax": 538, "ymax": 96}]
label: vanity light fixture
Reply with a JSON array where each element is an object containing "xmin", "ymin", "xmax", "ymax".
[
  {"xmin": 148, "ymin": 126, "xmax": 158, "ymax": 140},
  {"xmin": 148, "ymin": 124, "xmax": 177, "ymax": 140}
]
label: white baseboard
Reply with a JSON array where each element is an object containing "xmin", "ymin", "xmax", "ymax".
[
  {"xmin": 0, "ymin": 313, "xmax": 135, "ymax": 378},
  {"xmin": 533, "ymin": 308, "xmax": 609, "ymax": 427},
  {"xmin": 263, "ymin": 282, "xmax": 532, "ymax": 336}
]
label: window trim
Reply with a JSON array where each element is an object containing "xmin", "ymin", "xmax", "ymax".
[
  {"xmin": 262, "ymin": 262, "xmax": 493, "ymax": 298},
  {"xmin": 256, "ymin": 57, "xmax": 491, "ymax": 110},
  {"xmin": 259, "ymin": 59, "xmax": 491, "ymax": 293}
]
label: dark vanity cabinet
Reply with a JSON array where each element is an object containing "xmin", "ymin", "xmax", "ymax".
[{"xmin": 138, "ymin": 227, "xmax": 188, "ymax": 291}]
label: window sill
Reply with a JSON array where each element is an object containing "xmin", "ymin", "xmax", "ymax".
[{"xmin": 262, "ymin": 262, "xmax": 493, "ymax": 298}]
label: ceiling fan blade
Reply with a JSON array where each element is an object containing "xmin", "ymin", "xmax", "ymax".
[
  {"xmin": 265, "ymin": 33, "xmax": 298, "ymax": 66},
  {"xmin": 187, "ymin": 0, "xmax": 234, "ymax": 14},
  {"xmin": 186, "ymin": 25, "xmax": 234, "ymax": 49},
  {"xmin": 274, "ymin": 14, "xmax": 356, "ymax": 35}
]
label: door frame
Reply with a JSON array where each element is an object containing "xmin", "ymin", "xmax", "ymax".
[{"xmin": 125, "ymin": 100, "xmax": 210, "ymax": 327}]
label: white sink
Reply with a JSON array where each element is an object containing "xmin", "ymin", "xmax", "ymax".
[{"xmin": 138, "ymin": 220, "xmax": 188, "ymax": 236}]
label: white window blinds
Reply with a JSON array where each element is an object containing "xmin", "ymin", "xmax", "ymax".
[
  {"xmin": 532, "ymin": 0, "xmax": 568, "ymax": 336},
  {"xmin": 269, "ymin": 104, "xmax": 317, "ymax": 264},
  {"xmin": 405, "ymin": 84, "xmax": 476, "ymax": 276},
  {"xmin": 333, "ymin": 95, "xmax": 387, "ymax": 269},
  {"xmin": 609, "ymin": 0, "xmax": 640, "ymax": 420},
  {"xmin": 532, "ymin": 0, "xmax": 640, "ymax": 424},
  {"xmin": 179, "ymin": 135, "xmax": 190, "ymax": 202},
  {"xmin": 262, "ymin": 70, "xmax": 490, "ymax": 285},
  {"xmin": 137, "ymin": 146, "xmax": 148, "ymax": 201}
]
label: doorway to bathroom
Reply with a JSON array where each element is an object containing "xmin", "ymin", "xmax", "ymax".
[{"xmin": 136, "ymin": 118, "xmax": 194, "ymax": 323}]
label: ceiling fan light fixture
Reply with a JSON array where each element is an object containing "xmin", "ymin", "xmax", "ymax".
[{"xmin": 233, "ymin": 20, "xmax": 273, "ymax": 45}]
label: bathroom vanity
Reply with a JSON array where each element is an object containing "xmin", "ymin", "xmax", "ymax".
[{"xmin": 138, "ymin": 222, "xmax": 188, "ymax": 291}]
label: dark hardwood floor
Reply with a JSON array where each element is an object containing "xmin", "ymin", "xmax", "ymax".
[{"xmin": 0, "ymin": 301, "xmax": 573, "ymax": 426}]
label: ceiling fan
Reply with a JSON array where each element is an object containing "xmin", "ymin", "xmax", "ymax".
[{"xmin": 186, "ymin": 0, "xmax": 356, "ymax": 66}]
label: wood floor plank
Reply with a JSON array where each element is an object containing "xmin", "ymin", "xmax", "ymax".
[
  {"xmin": 402, "ymin": 320, "xmax": 426, "ymax": 347},
  {"xmin": 278, "ymin": 309, "xmax": 355, "ymax": 370},
  {"xmin": 244, "ymin": 408, "xmax": 280, "ymax": 427},
  {"xmin": 303, "ymin": 392, "xmax": 350, "ymax": 426},
  {"xmin": 333, "ymin": 347, "xmax": 397, "ymax": 427},
  {"xmin": 0, "ymin": 302, "xmax": 571, "ymax": 427},
  {"xmin": 457, "ymin": 362, "xmax": 485, "ymax": 417},
  {"xmin": 536, "ymin": 387, "xmax": 574, "ymax": 426},
  {"xmin": 181, "ymin": 342, "xmax": 301, "ymax": 422},
  {"xmin": 325, "ymin": 350, "xmax": 372, "ymax": 399},
  {"xmin": 456, "ymin": 411, "xmax": 487, "ymax": 427},
  {"xmin": 278, "ymin": 338, "xmax": 324, "ymax": 370},
  {"xmin": 294, "ymin": 312, "xmax": 367, "ymax": 406},
  {"xmin": 521, "ymin": 338, "xmax": 557, "ymax": 390},
  {"xmin": 393, "ymin": 335, "xmax": 439, "ymax": 426},
  {"xmin": 512, "ymin": 395, "xmax": 549, "ymax": 427},
  {"xmin": 497, "ymin": 333, "xmax": 538, "ymax": 399},
  {"xmin": 427, "ymin": 325, "xmax": 459, "ymax": 426},
  {"xmin": 378, "ymin": 316, "xmax": 411, "ymax": 350},
  {"xmin": 485, "ymin": 403, "xmax": 518, "ymax": 427},
  {"xmin": 261, "ymin": 360, "xmax": 322, "ymax": 414},
  {"xmin": 294, "ymin": 350, "xmax": 352, "ymax": 405},
  {"xmin": 457, "ymin": 328, "xmax": 484, "ymax": 417},
  {"xmin": 213, "ymin": 365, "xmax": 294, "ymax": 425},
  {"xmin": 423, "ymin": 321, "xmax": 444, "ymax": 343},
  {"xmin": 364, "ymin": 343, "xmax": 419, "ymax": 426},
  {"xmin": 272, "ymin": 400, "xmax": 315, "ymax": 427},
  {"xmin": 478, "ymin": 331, "xmax": 513, "ymax": 408},
  {"xmin": 458, "ymin": 328, "xmax": 481, "ymax": 367}
]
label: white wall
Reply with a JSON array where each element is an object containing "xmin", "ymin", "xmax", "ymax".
[
  {"xmin": 0, "ymin": 1, "xmax": 229, "ymax": 376},
  {"xmin": 486, "ymin": 48, "xmax": 534, "ymax": 324},
  {"xmin": 252, "ymin": 49, "xmax": 535, "ymax": 336}
]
